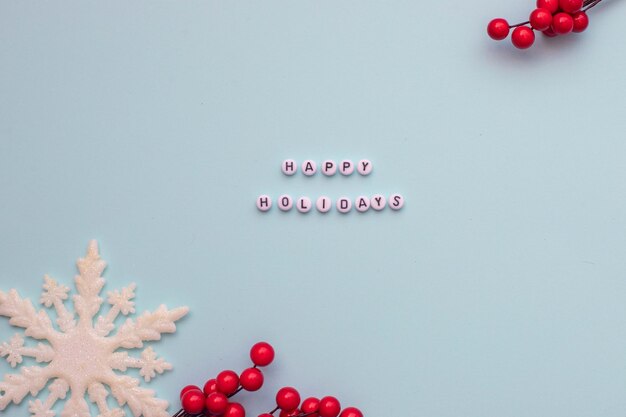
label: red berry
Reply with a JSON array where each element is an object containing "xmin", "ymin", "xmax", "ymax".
[
  {"xmin": 205, "ymin": 392, "xmax": 229, "ymax": 415},
  {"xmin": 301, "ymin": 397, "xmax": 320, "ymax": 417},
  {"xmin": 537, "ymin": 0, "xmax": 559, "ymax": 13},
  {"xmin": 279, "ymin": 409, "xmax": 301, "ymax": 417},
  {"xmin": 182, "ymin": 390, "xmax": 206, "ymax": 415},
  {"xmin": 552, "ymin": 12, "xmax": 574, "ymax": 34},
  {"xmin": 529, "ymin": 8, "xmax": 553, "ymax": 31},
  {"xmin": 203, "ymin": 379, "xmax": 218, "ymax": 396},
  {"xmin": 559, "ymin": 0, "xmax": 583, "ymax": 13},
  {"xmin": 542, "ymin": 27, "xmax": 558, "ymax": 37},
  {"xmin": 250, "ymin": 342, "xmax": 275, "ymax": 367},
  {"xmin": 487, "ymin": 18, "xmax": 510, "ymax": 40},
  {"xmin": 181, "ymin": 385, "xmax": 202, "ymax": 400},
  {"xmin": 572, "ymin": 11, "xmax": 589, "ymax": 32},
  {"xmin": 276, "ymin": 387, "xmax": 301, "ymax": 412},
  {"xmin": 339, "ymin": 408, "xmax": 363, "ymax": 417},
  {"xmin": 224, "ymin": 402, "xmax": 246, "ymax": 417},
  {"xmin": 216, "ymin": 370, "xmax": 240, "ymax": 395},
  {"xmin": 240, "ymin": 368, "xmax": 264, "ymax": 391},
  {"xmin": 511, "ymin": 26, "xmax": 535, "ymax": 49},
  {"xmin": 318, "ymin": 397, "xmax": 341, "ymax": 417}
]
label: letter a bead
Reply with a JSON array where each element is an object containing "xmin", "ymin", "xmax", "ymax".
[
  {"xmin": 302, "ymin": 160, "xmax": 317, "ymax": 176},
  {"xmin": 355, "ymin": 196, "xmax": 370, "ymax": 212},
  {"xmin": 256, "ymin": 195, "xmax": 272, "ymax": 212},
  {"xmin": 278, "ymin": 195, "xmax": 293, "ymax": 211}
]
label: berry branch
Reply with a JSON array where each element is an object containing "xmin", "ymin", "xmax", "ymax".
[{"xmin": 487, "ymin": 0, "xmax": 607, "ymax": 49}]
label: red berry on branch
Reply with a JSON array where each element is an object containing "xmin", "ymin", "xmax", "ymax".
[
  {"xmin": 181, "ymin": 385, "xmax": 202, "ymax": 400},
  {"xmin": 487, "ymin": 18, "xmax": 510, "ymax": 40},
  {"xmin": 339, "ymin": 407, "xmax": 363, "ymax": 417},
  {"xmin": 279, "ymin": 409, "xmax": 301, "ymax": 417},
  {"xmin": 276, "ymin": 387, "xmax": 301, "ymax": 412},
  {"xmin": 318, "ymin": 396, "xmax": 341, "ymax": 417},
  {"xmin": 224, "ymin": 402, "xmax": 246, "ymax": 417},
  {"xmin": 301, "ymin": 397, "xmax": 321, "ymax": 417},
  {"xmin": 572, "ymin": 11, "xmax": 589, "ymax": 32},
  {"xmin": 203, "ymin": 379, "xmax": 218, "ymax": 396},
  {"xmin": 559, "ymin": 0, "xmax": 583, "ymax": 13},
  {"xmin": 240, "ymin": 368, "xmax": 264, "ymax": 391},
  {"xmin": 542, "ymin": 27, "xmax": 558, "ymax": 37},
  {"xmin": 530, "ymin": 8, "xmax": 553, "ymax": 31},
  {"xmin": 182, "ymin": 390, "xmax": 206, "ymax": 415},
  {"xmin": 250, "ymin": 342, "xmax": 275, "ymax": 367},
  {"xmin": 217, "ymin": 370, "xmax": 240, "ymax": 395},
  {"xmin": 552, "ymin": 12, "xmax": 574, "ymax": 34},
  {"xmin": 511, "ymin": 26, "xmax": 535, "ymax": 49},
  {"xmin": 206, "ymin": 392, "xmax": 229, "ymax": 415},
  {"xmin": 537, "ymin": 0, "xmax": 559, "ymax": 13}
]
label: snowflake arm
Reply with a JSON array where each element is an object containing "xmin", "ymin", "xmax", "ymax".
[
  {"xmin": 40, "ymin": 275, "xmax": 76, "ymax": 332},
  {"xmin": 0, "ymin": 289, "xmax": 56, "ymax": 340},
  {"xmin": 28, "ymin": 379, "xmax": 69, "ymax": 417},
  {"xmin": 110, "ymin": 347, "xmax": 172, "ymax": 382},
  {"xmin": 73, "ymin": 240, "xmax": 107, "ymax": 325},
  {"xmin": 0, "ymin": 365, "xmax": 51, "ymax": 410},
  {"xmin": 112, "ymin": 305, "xmax": 189, "ymax": 349},
  {"xmin": 0, "ymin": 334, "xmax": 54, "ymax": 367},
  {"xmin": 88, "ymin": 382, "xmax": 125, "ymax": 417},
  {"xmin": 95, "ymin": 283, "xmax": 137, "ymax": 337},
  {"xmin": 108, "ymin": 374, "xmax": 169, "ymax": 417}
]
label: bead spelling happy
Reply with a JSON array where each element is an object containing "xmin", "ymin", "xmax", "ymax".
[
  {"xmin": 256, "ymin": 159, "xmax": 405, "ymax": 215},
  {"xmin": 487, "ymin": 0, "xmax": 605, "ymax": 49}
]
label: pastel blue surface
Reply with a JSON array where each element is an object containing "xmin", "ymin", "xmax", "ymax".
[{"xmin": 2, "ymin": 1, "xmax": 626, "ymax": 416}]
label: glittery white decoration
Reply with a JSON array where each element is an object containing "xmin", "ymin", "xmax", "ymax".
[{"xmin": 0, "ymin": 241, "xmax": 189, "ymax": 417}]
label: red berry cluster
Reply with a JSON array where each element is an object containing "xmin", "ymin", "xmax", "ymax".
[
  {"xmin": 175, "ymin": 342, "xmax": 275, "ymax": 417},
  {"xmin": 487, "ymin": 0, "xmax": 600, "ymax": 49},
  {"xmin": 259, "ymin": 387, "xmax": 362, "ymax": 417}
]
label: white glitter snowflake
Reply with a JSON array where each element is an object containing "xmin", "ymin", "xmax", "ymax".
[{"xmin": 0, "ymin": 241, "xmax": 189, "ymax": 417}]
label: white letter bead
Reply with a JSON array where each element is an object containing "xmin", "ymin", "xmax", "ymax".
[
  {"xmin": 339, "ymin": 159, "xmax": 354, "ymax": 176},
  {"xmin": 278, "ymin": 194, "xmax": 293, "ymax": 211},
  {"xmin": 297, "ymin": 196, "xmax": 312, "ymax": 213},
  {"xmin": 256, "ymin": 195, "xmax": 272, "ymax": 212},
  {"xmin": 282, "ymin": 159, "xmax": 297, "ymax": 176},
  {"xmin": 355, "ymin": 196, "xmax": 370, "ymax": 212},
  {"xmin": 336, "ymin": 197, "xmax": 352, "ymax": 213},
  {"xmin": 321, "ymin": 160, "xmax": 337, "ymax": 176},
  {"xmin": 302, "ymin": 160, "xmax": 317, "ymax": 176},
  {"xmin": 370, "ymin": 194, "xmax": 386, "ymax": 211},
  {"xmin": 357, "ymin": 159, "xmax": 372, "ymax": 175},
  {"xmin": 389, "ymin": 194, "xmax": 405, "ymax": 210},
  {"xmin": 316, "ymin": 196, "xmax": 332, "ymax": 213}
]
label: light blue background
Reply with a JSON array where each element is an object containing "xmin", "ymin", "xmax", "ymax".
[{"xmin": 2, "ymin": 1, "xmax": 626, "ymax": 417}]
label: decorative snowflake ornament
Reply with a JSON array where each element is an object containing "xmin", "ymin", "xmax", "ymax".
[{"xmin": 0, "ymin": 241, "xmax": 189, "ymax": 417}]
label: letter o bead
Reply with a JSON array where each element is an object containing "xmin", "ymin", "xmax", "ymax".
[
  {"xmin": 389, "ymin": 194, "xmax": 405, "ymax": 210},
  {"xmin": 278, "ymin": 195, "xmax": 293, "ymax": 211},
  {"xmin": 336, "ymin": 197, "xmax": 352, "ymax": 213},
  {"xmin": 256, "ymin": 195, "xmax": 272, "ymax": 212}
]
